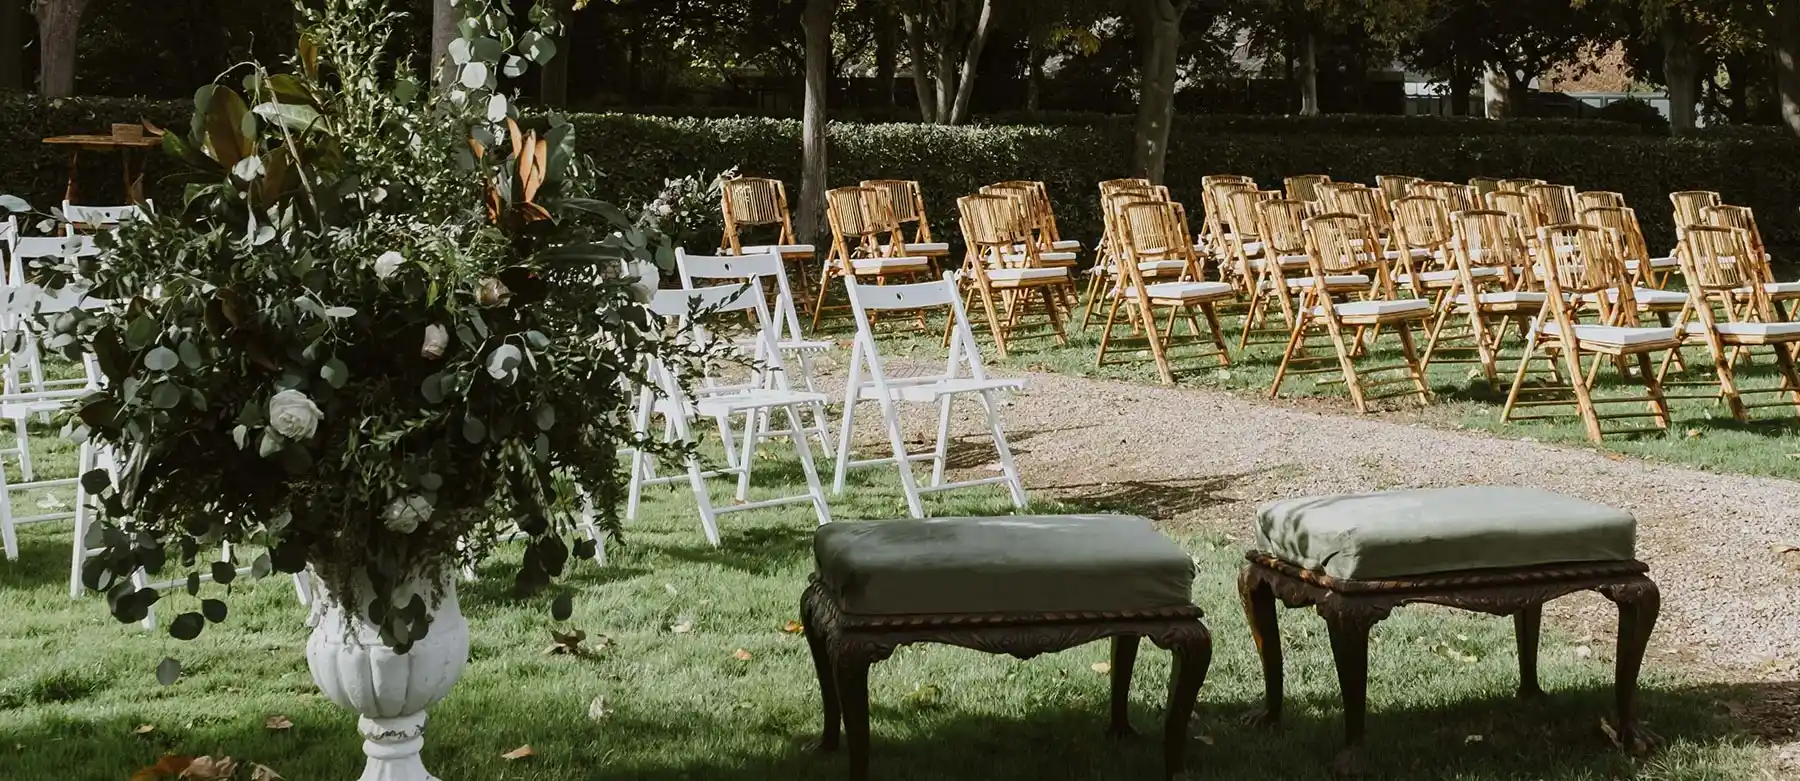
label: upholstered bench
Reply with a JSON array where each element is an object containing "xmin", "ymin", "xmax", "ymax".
[
  {"xmin": 801, "ymin": 515, "xmax": 1213, "ymax": 780},
  {"xmin": 1237, "ymin": 486, "xmax": 1661, "ymax": 776}
]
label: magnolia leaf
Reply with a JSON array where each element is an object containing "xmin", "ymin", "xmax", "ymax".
[
  {"xmin": 80, "ymin": 468, "xmax": 111, "ymax": 494},
  {"xmin": 198, "ymin": 85, "xmax": 252, "ymax": 168},
  {"xmin": 471, "ymin": 36, "xmax": 505, "ymax": 63},
  {"xmin": 210, "ymin": 560, "xmax": 236, "ymax": 585},
  {"xmin": 144, "ymin": 346, "xmax": 179, "ymax": 371},
  {"xmin": 0, "ymin": 195, "xmax": 30, "ymax": 212},
  {"xmin": 501, "ymin": 55, "xmax": 528, "ymax": 78},
  {"xmin": 250, "ymin": 553, "xmax": 272, "ymax": 579},
  {"xmin": 523, "ymin": 32, "xmax": 557, "ymax": 64},
  {"xmin": 533, "ymin": 404, "xmax": 556, "ymax": 431},
  {"xmin": 130, "ymin": 754, "xmax": 192, "ymax": 781},
  {"xmin": 324, "ymin": 306, "xmax": 356, "ymax": 318},
  {"xmin": 150, "ymin": 383, "xmax": 182, "ymax": 410},
  {"xmin": 264, "ymin": 714, "xmax": 294, "ymax": 731},
  {"xmin": 320, "ymin": 357, "xmax": 349, "ymax": 389},
  {"xmin": 251, "ymin": 102, "xmax": 321, "ymax": 134},
  {"xmin": 501, "ymin": 745, "xmax": 535, "ymax": 761},
  {"xmin": 177, "ymin": 340, "xmax": 203, "ymax": 368},
  {"xmin": 155, "ymin": 657, "xmax": 182, "ymax": 686},
  {"xmin": 447, "ymin": 38, "xmax": 473, "ymax": 65},
  {"xmin": 231, "ymin": 155, "xmax": 265, "ymax": 182}
]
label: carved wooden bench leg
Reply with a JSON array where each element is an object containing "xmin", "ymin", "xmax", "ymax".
[
  {"xmin": 1320, "ymin": 601, "xmax": 1385, "ymax": 779},
  {"xmin": 1162, "ymin": 630, "xmax": 1213, "ymax": 781},
  {"xmin": 1238, "ymin": 567, "xmax": 1284, "ymax": 728},
  {"xmin": 801, "ymin": 585, "xmax": 841, "ymax": 751},
  {"xmin": 835, "ymin": 652, "xmax": 873, "ymax": 781},
  {"xmin": 1109, "ymin": 634, "xmax": 1140, "ymax": 739},
  {"xmin": 1515, "ymin": 603, "xmax": 1545, "ymax": 699},
  {"xmin": 1599, "ymin": 577, "xmax": 1663, "ymax": 754}
]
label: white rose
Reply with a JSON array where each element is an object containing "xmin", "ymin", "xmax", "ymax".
[
  {"xmin": 626, "ymin": 259, "xmax": 659, "ymax": 304},
  {"xmin": 384, "ymin": 495, "xmax": 434, "ymax": 534},
  {"xmin": 421, "ymin": 323, "xmax": 448, "ymax": 360},
  {"xmin": 656, "ymin": 203, "xmax": 674, "ymax": 217},
  {"xmin": 372, "ymin": 250, "xmax": 405, "ymax": 279},
  {"xmin": 268, "ymin": 389, "xmax": 322, "ymax": 440}
]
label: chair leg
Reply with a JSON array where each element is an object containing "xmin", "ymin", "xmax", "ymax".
[
  {"xmin": 801, "ymin": 591, "xmax": 842, "ymax": 752},
  {"xmin": 976, "ymin": 389, "xmax": 1028, "ymax": 509},
  {"xmin": 1515, "ymin": 603, "xmax": 1545, "ymax": 698},
  {"xmin": 1163, "ymin": 631, "xmax": 1213, "ymax": 781},
  {"xmin": 1201, "ymin": 303, "xmax": 1231, "ymax": 365},
  {"xmin": 734, "ymin": 404, "xmax": 760, "ymax": 502},
  {"xmin": 1239, "ymin": 568, "xmax": 1284, "ymax": 727},
  {"xmin": 975, "ymin": 282, "xmax": 1009, "ymax": 359},
  {"xmin": 1108, "ymin": 634, "xmax": 1140, "ymax": 739},
  {"xmin": 1040, "ymin": 286, "xmax": 1069, "ymax": 345},
  {"xmin": 1323, "ymin": 318, "xmax": 1370, "ymax": 413},
  {"xmin": 783, "ymin": 403, "xmax": 833, "ymax": 527},
  {"xmin": 877, "ymin": 395, "xmax": 927, "ymax": 518},
  {"xmin": 833, "ymin": 652, "xmax": 873, "ymax": 781},
  {"xmin": 929, "ymin": 395, "xmax": 953, "ymax": 488},
  {"xmin": 1635, "ymin": 351, "xmax": 1674, "ymax": 431},
  {"xmin": 1394, "ymin": 320, "xmax": 1432, "ymax": 407},
  {"xmin": 1324, "ymin": 611, "xmax": 1374, "ymax": 778},
  {"xmin": 1599, "ymin": 579, "xmax": 1662, "ymax": 754},
  {"xmin": 1095, "ymin": 294, "xmax": 1125, "ymax": 367}
]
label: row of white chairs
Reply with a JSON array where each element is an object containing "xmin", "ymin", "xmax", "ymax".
[{"xmin": 620, "ymin": 249, "xmax": 1029, "ymax": 546}]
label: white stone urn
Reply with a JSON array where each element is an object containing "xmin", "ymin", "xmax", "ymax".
[{"xmin": 305, "ymin": 579, "xmax": 470, "ymax": 781}]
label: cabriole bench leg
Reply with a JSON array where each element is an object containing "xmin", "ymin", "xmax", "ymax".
[
  {"xmin": 1515, "ymin": 603, "xmax": 1545, "ymax": 699},
  {"xmin": 1600, "ymin": 578, "xmax": 1663, "ymax": 754},
  {"xmin": 1109, "ymin": 634, "xmax": 1140, "ymax": 739},
  {"xmin": 1162, "ymin": 630, "xmax": 1212, "ymax": 781},
  {"xmin": 835, "ymin": 654, "xmax": 873, "ymax": 781},
  {"xmin": 1239, "ymin": 568, "xmax": 1284, "ymax": 728},
  {"xmin": 801, "ymin": 590, "xmax": 840, "ymax": 751}
]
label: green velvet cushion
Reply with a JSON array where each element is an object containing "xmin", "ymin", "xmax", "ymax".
[
  {"xmin": 1255, "ymin": 486, "xmax": 1637, "ymax": 580},
  {"xmin": 814, "ymin": 515, "xmax": 1196, "ymax": 616}
]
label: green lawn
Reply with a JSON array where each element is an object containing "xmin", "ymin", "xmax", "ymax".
[
  {"xmin": 0, "ymin": 425, "xmax": 1781, "ymax": 780},
  {"xmin": 853, "ymin": 298, "xmax": 1800, "ymax": 480}
]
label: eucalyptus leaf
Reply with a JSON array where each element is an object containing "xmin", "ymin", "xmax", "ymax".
[
  {"xmin": 201, "ymin": 599, "xmax": 228, "ymax": 623},
  {"xmin": 486, "ymin": 344, "xmax": 522, "ymax": 380},
  {"xmin": 462, "ymin": 416, "xmax": 486, "ymax": 444},
  {"xmin": 168, "ymin": 612, "xmax": 206, "ymax": 641},
  {"xmin": 460, "ymin": 62, "xmax": 489, "ymax": 90},
  {"xmin": 155, "ymin": 657, "xmax": 182, "ymax": 686},
  {"xmin": 144, "ymin": 346, "xmax": 178, "ymax": 371},
  {"xmin": 321, "ymin": 357, "xmax": 349, "ymax": 389}
]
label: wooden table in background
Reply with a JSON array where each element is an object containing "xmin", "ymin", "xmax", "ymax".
[{"xmin": 41, "ymin": 134, "xmax": 162, "ymax": 205}]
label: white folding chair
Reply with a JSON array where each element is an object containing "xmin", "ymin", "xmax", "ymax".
[
  {"xmin": 833, "ymin": 272, "xmax": 1029, "ymax": 518},
  {"xmin": 675, "ymin": 248, "xmax": 835, "ymax": 456},
  {"xmin": 62, "ymin": 200, "xmax": 152, "ymax": 234},
  {"xmin": 5, "ymin": 235, "xmax": 99, "ymax": 433},
  {"xmin": 629, "ymin": 279, "xmax": 832, "ymax": 545}
]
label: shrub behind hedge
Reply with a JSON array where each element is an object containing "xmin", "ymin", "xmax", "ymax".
[{"xmin": 3, "ymin": 96, "xmax": 1795, "ymax": 256}]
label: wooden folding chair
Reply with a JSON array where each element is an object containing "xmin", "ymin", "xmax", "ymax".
[
  {"xmin": 1319, "ymin": 183, "xmax": 1396, "ymax": 251},
  {"xmin": 1577, "ymin": 191, "xmax": 1627, "ymax": 212},
  {"xmin": 954, "ymin": 193, "xmax": 1071, "ymax": 357},
  {"xmin": 1376, "ymin": 175, "xmax": 1420, "ymax": 204},
  {"xmin": 1484, "ymin": 189, "xmax": 1541, "ymax": 240},
  {"xmin": 833, "ymin": 274, "xmax": 1029, "ymax": 518},
  {"xmin": 1526, "ymin": 184, "xmax": 1579, "ymax": 228},
  {"xmin": 1500, "ymin": 224, "xmax": 1679, "ymax": 443},
  {"xmin": 1701, "ymin": 204, "xmax": 1800, "ymax": 320},
  {"xmin": 1101, "ymin": 178, "xmax": 1152, "ymax": 197},
  {"xmin": 1421, "ymin": 210, "xmax": 1546, "ymax": 385},
  {"xmin": 1581, "ymin": 206, "xmax": 1680, "ymax": 290},
  {"xmin": 721, "ymin": 176, "xmax": 817, "ymax": 299},
  {"xmin": 1269, "ymin": 213, "xmax": 1434, "ymax": 412},
  {"xmin": 1468, "ymin": 177, "xmax": 1503, "ymax": 197},
  {"xmin": 1284, "ymin": 174, "xmax": 1332, "ymax": 204},
  {"xmin": 1239, "ymin": 198, "xmax": 1352, "ymax": 349},
  {"xmin": 861, "ymin": 179, "xmax": 951, "ymax": 269},
  {"xmin": 982, "ymin": 182, "xmax": 1081, "ymax": 307},
  {"xmin": 1391, "ymin": 195, "xmax": 1504, "ymax": 301},
  {"xmin": 1414, "ymin": 181, "xmax": 1479, "ymax": 212},
  {"xmin": 1498, "ymin": 177, "xmax": 1546, "ymax": 193},
  {"xmin": 1096, "ymin": 199, "xmax": 1234, "ymax": 384},
  {"xmin": 1657, "ymin": 225, "xmax": 1800, "ymax": 422},
  {"xmin": 1087, "ymin": 188, "xmax": 1190, "ymax": 329},
  {"xmin": 1669, "ymin": 191, "xmax": 1721, "ymax": 234},
  {"xmin": 812, "ymin": 186, "xmax": 934, "ymax": 330}
]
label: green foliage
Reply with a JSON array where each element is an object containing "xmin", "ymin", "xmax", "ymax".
[
  {"xmin": 1596, "ymin": 96, "xmax": 1672, "ymax": 131},
  {"xmin": 4, "ymin": 0, "xmax": 712, "ymax": 655}
]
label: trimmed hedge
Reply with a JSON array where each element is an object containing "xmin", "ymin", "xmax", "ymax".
[
  {"xmin": 3, "ymin": 96, "xmax": 1795, "ymax": 255},
  {"xmin": 573, "ymin": 114, "xmax": 1800, "ymax": 253}
]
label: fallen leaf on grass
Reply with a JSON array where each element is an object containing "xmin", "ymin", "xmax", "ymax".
[
  {"xmin": 1603, "ymin": 452, "xmax": 1626, "ymax": 462},
  {"xmin": 1574, "ymin": 645, "xmax": 1593, "ymax": 659},
  {"xmin": 264, "ymin": 714, "xmax": 293, "ymax": 731},
  {"xmin": 249, "ymin": 765, "xmax": 283, "ymax": 781},
  {"xmin": 732, "ymin": 648, "xmax": 753, "ymax": 661},
  {"xmin": 1430, "ymin": 642, "xmax": 1480, "ymax": 664},
  {"xmin": 902, "ymin": 682, "xmax": 942, "ymax": 708},
  {"xmin": 1599, "ymin": 718, "xmax": 1621, "ymax": 748},
  {"xmin": 1465, "ymin": 734, "xmax": 1484, "ymax": 744},
  {"xmin": 588, "ymin": 695, "xmax": 611, "ymax": 721},
  {"xmin": 1090, "ymin": 662, "xmax": 1111, "ymax": 675},
  {"xmin": 179, "ymin": 756, "xmax": 238, "ymax": 779},
  {"xmin": 501, "ymin": 745, "xmax": 535, "ymax": 761},
  {"xmin": 1197, "ymin": 735, "xmax": 1215, "ymax": 746},
  {"xmin": 545, "ymin": 629, "xmax": 607, "ymax": 657},
  {"xmin": 134, "ymin": 724, "xmax": 157, "ymax": 735},
  {"xmin": 782, "ymin": 620, "xmax": 804, "ymax": 634},
  {"xmin": 130, "ymin": 756, "xmax": 192, "ymax": 781},
  {"xmin": 670, "ymin": 618, "xmax": 694, "ymax": 634}
]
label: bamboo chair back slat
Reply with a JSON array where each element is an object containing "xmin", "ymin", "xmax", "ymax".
[
  {"xmin": 1670, "ymin": 190, "xmax": 1721, "ymax": 232},
  {"xmin": 957, "ymin": 194, "xmax": 1032, "ymax": 267},
  {"xmin": 1498, "ymin": 178, "xmax": 1546, "ymax": 193},
  {"xmin": 1469, "ymin": 177, "xmax": 1503, "ymax": 197},
  {"xmin": 826, "ymin": 186, "xmax": 882, "ymax": 241},
  {"xmin": 1484, "ymin": 190, "xmax": 1539, "ymax": 234},
  {"xmin": 1577, "ymin": 191, "xmax": 1627, "ymax": 212},
  {"xmin": 1257, "ymin": 199, "xmax": 1312, "ymax": 259},
  {"xmin": 862, "ymin": 179, "xmax": 930, "ymax": 239},
  {"xmin": 1100, "ymin": 178, "xmax": 1153, "ymax": 198},
  {"xmin": 1451, "ymin": 209, "xmax": 1532, "ymax": 278},
  {"xmin": 1321, "ymin": 183, "xmax": 1393, "ymax": 234},
  {"xmin": 1679, "ymin": 224, "xmax": 1756, "ymax": 295},
  {"xmin": 1305, "ymin": 213, "xmax": 1384, "ymax": 277},
  {"xmin": 1392, "ymin": 195, "xmax": 1455, "ymax": 253},
  {"xmin": 1580, "ymin": 206, "xmax": 1653, "ymax": 271},
  {"xmin": 1536, "ymin": 223, "xmax": 1629, "ymax": 302},
  {"xmin": 1284, "ymin": 174, "xmax": 1332, "ymax": 203},
  {"xmin": 1376, "ymin": 175, "xmax": 1420, "ymax": 204},
  {"xmin": 1527, "ymin": 184, "xmax": 1579, "ymax": 227},
  {"xmin": 1415, "ymin": 181, "xmax": 1478, "ymax": 212},
  {"xmin": 1700, "ymin": 205, "xmax": 1769, "ymax": 273}
]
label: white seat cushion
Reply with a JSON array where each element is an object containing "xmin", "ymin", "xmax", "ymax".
[
  {"xmin": 851, "ymin": 256, "xmax": 930, "ymax": 272},
  {"xmin": 1452, "ymin": 291, "xmax": 1549, "ymax": 306},
  {"xmin": 1049, "ymin": 239, "xmax": 1082, "ymax": 251},
  {"xmin": 903, "ymin": 242, "xmax": 950, "ymax": 254},
  {"xmin": 1380, "ymin": 248, "xmax": 1436, "ymax": 260},
  {"xmin": 741, "ymin": 243, "xmax": 814, "ymax": 255},
  {"xmin": 1137, "ymin": 259, "xmax": 1190, "ymax": 274},
  {"xmin": 1538, "ymin": 322, "xmax": 1679, "ymax": 346},
  {"xmin": 1737, "ymin": 281, "xmax": 1800, "ymax": 296},
  {"xmin": 1250, "ymin": 254, "xmax": 1312, "ymax": 271},
  {"xmin": 1684, "ymin": 321, "xmax": 1800, "ymax": 339},
  {"xmin": 986, "ymin": 267, "xmax": 1069, "ymax": 283},
  {"xmin": 1623, "ymin": 256, "xmax": 1681, "ymax": 272},
  {"xmin": 1602, "ymin": 288, "xmax": 1687, "ymax": 307},
  {"xmin": 1312, "ymin": 299, "xmax": 1432, "ymax": 318},
  {"xmin": 1283, "ymin": 273, "xmax": 1371, "ymax": 290},
  {"xmin": 1397, "ymin": 267, "xmax": 1503, "ymax": 285},
  {"xmin": 1129, "ymin": 281, "xmax": 1235, "ymax": 301}
]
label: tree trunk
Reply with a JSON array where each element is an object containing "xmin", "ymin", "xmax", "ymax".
[
  {"xmin": 1297, "ymin": 30, "xmax": 1320, "ymax": 116},
  {"xmin": 797, "ymin": 0, "xmax": 832, "ymax": 242},
  {"xmin": 0, "ymin": 0, "xmax": 22, "ymax": 91},
  {"xmin": 1132, "ymin": 0, "xmax": 1188, "ymax": 183},
  {"xmin": 540, "ymin": 28, "xmax": 571, "ymax": 107},
  {"xmin": 32, "ymin": 0, "xmax": 89, "ymax": 98},
  {"xmin": 430, "ymin": 0, "xmax": 460, "ymax": 88},
  {"xmin": 904, "ymin": 12, "xmax": 935, "ymax": 122},
  {"xmin": 946, "ymin": 0, "xmax": 993, "ymax": 125},
  {"xmin": 1724, "ymin": 56, "xmax": 1749, "ymax": 124},
  {"xmin": 1778, "ymin": 0, "xmax": 1800, "ymax": 137},
  {"xmin": 1448, "ymin": 53, "xmax": 1472, "ymax": 116},
  {"xmin": 1483, "ymin": 66, "xmax": 1510, "ymax": 118},
  {"xmin": 873, "ymin": 4, "xmax": 897, "ymax": 108},
  {"xmin": 1505, "ymin": 70, "xmax": 1532, "ymax": 117},
  {"xmin": 932, "ymin": 2, "xmax": 957, "ymax": 123},
  {"xmin": 1662, "ymin": 16, "xmax": 1699, "ymax": 134},
  {"xmin": 1025, "ymin": 23, "xmax": 1047, "ymax": 113}
]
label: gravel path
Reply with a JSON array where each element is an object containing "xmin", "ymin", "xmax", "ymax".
[{"xmin": 831, "ymin": 360, "xmax": 1800, "ymax": 766}]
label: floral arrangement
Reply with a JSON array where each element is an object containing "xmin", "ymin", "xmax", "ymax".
[
  {"xmin": 12, "ymin": 0, "xmax": 712, "ymax": 659},
  {"xmin": 634, "ymin": 167, "xmax": 735, "ymax": 252}
]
